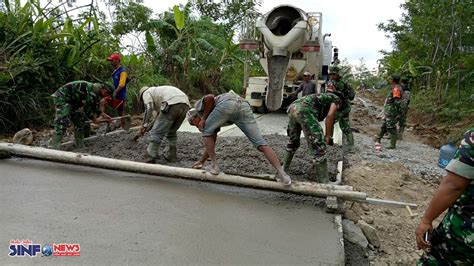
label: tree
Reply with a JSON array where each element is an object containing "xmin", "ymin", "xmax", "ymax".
[{"xmin": 378, "ymin": 0, "xmax": 474, "ymax": 122}]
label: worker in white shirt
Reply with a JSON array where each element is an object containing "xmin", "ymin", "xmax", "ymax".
[{"xmin": 138, "ymin": 86, "xmax": 191, "ymax": 162}]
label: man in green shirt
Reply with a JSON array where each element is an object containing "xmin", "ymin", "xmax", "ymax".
[
  {"xmin": 49, "ymin": 81, "xmax": 112, "ymax": 149},
  {"xmin": 416, "ymin": 128, "xmax": 474, "ymax": 264}
]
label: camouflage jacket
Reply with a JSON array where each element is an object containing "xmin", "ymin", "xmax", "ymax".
[
  {"xmin": 291, "ymin": 93, "xmax": 341, "ymax": 122},
  {"xmin": 384, "ymin": 86, "xmax": 402, "ymax": 117},
  {"xmin": 333, "ymin": 79, "xmax": 355, "ymax": 114},
  {"xmin": 52, "ymin": 80, "xmax": 101, "ymax": 118},
  {"xmin": 442, "ymin": 128, "xmax": 474, "ymax": 258}
]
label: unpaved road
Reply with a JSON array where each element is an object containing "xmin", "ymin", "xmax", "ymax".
[{"xmin": 343, "ymin": 93, "xmax": 445, "ymax": 264}]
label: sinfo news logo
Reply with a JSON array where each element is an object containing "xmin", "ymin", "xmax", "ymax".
[
  {"xmin": 9, "ymin": 240, "xmax": 41, "ymax": 257},
  {"xmin": 9, "ymin": 240, "xmax": 81, "ymax": 257}
]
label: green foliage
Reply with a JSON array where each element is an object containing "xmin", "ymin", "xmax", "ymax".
[
  {"xmin": 120, "ymin": 54, "xmax": 169, "ymax": 113},
  {"xmin": 0, "ymin": 0, "xmax": 118, "ymax": 133},
  {"xmin": 410, "ymin": 85, "xmax": 474, "ymax": 122},
  {"xmin": 353, "ymin": 58, "xmax": 386, "ymax": 90},
  {"xmin": 173, "ymin": 5, "xmax": 185, "ymax": 31},
  {"xmin": 1, "ymin": 0, "xmax": 257, "ymax": 133},
  {"xmin": 378, "ymin": 0, "xmax": 474, "ymax": 124},
  {"xmin": 192, "ymin": 0, "xmax": 261, "ymax": 37},
  {"xmin": 112, "ymin": 2, "xmax": 153, "ymax": 35}
]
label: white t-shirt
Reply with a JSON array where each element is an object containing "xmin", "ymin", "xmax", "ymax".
[{"xmin": 142, "ymin": 86, "xmax": 190, "ymax": 112}]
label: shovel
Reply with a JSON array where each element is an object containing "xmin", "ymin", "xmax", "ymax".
[
  {"xmin": 90, "ymin": 115, "xmax": 131, "ymax": 135},
  {"xmin": 131, "ymin": 117, "xmax": 156, "ymax": 142}
]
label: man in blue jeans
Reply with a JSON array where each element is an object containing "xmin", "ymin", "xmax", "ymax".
[{"xmin": 186, "ymin": 92, "xmax": 292, "ymax": 186}]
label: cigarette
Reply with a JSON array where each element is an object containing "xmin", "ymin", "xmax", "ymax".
[{"xmin": 424, "ymin": 232, "xmax": 429, "ymax": 242}]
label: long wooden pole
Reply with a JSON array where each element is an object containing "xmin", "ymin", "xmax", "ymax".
[{"xmin": 0, "ymin": 143, "xmax": 366, "ymax": 201}]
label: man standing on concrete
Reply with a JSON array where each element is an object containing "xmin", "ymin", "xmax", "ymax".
[
  {"xmin": 103, "ymin": 53, "xmax": 129, "ymax": 129},
  {"xmin": 290, "ymin": 71, "xmax": 316, "ymax": 97},
  {"xmin": 415, "ymin": 128, "xmax": 473, "ymax": 264},
  {"xmin": 374, "ymin": 74, "xmax": 402, "ymax": 149},
  {"xmin": 329, "ymin": 66, "xmax": 355, "ymax": 149},
  {"xmin": 186, "ymin": 91, "xmax": 291, "ymax": 186},
  {"xmin": 282, "ymin": 87, "xmax": 342, "ymax": 183},
  {"xmin": 138, "ymin": 86, "xmax": 190, "ymax": 163},
  {"xmin": 49, "ymin": 81, "xmax": 112, "ymax": 149},
  {"xmin": 398, "ymin": 76, "xmax": 411, "ymax": 140}
]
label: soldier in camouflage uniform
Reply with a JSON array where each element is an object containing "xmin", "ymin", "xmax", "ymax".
[
  {"xmin": 398, "ymin": 76, "xmax": 411, "ymax": 140},
  {"xmin": 416, "ymin": 128, "xmax": 474, "ymax": 265},
  {"xmin": 329, "ymin": 66, "xmax": 356, "ymax": 149},
  {"xmin": 49, "ymin": 81, "xmax": 113, "ymax": 149},
  {"xmin": 374, "ymin": 74, "xmax": 402, "ymax": 149},
  {"xmin": 283, "ymin": 90, "xmax": 341, "ymax": 183}
]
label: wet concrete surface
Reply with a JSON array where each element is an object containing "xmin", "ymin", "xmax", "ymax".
[{"xmin": 0, "ymin": 158, "xmax": 343, "ymax": 265}]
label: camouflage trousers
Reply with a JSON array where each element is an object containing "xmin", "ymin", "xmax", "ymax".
[
  {"xmin": 53, "ymin": 96, "xmax": 86, "ymax": 135},
  {"xmin": 399, "ymin": 92, "xmax": 410, "ymax": 129},
  {"xmin": 336, "ymin": 109, "xmax": 351, "ymax": 136},
  {"xmin": 286, "ymin": 104, "xmax": 326, "ymax": 162},
  {"xmin": 380, "ymin": 114, "xmax": 399, "ymax": 136},
  {"xmin": 417, "ymin": 215, "xmax": 474, "ymax": 265},
  {"xmin": 398, "ymin": 108, "xmax": 408, "ymax": 130}
]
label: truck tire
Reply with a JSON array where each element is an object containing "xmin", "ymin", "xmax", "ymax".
[{"xmin": 256, "ymin": 101, "xmax": 268, "ymax": 114}]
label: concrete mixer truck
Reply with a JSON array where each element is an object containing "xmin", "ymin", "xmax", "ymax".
[{"xmin": 244, "ymin": 5, "xmax": 334, "ymax": 112}]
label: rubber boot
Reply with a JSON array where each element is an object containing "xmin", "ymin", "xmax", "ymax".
[
  {"xmin": 84, "ymin": 124, "xmax": 92, "ymax": 138},
  {"xmin": 346, "ymin": 132, "xmax": 355, "ymax": 146},
  {"xmin": 387, "ymin": 133, "xmax": 397, "ymax": 149},
  {"xmin": 398, "ymin": 126, "xmax": 405, "ymax": 140},
  {"xmin": 49, "ymin": 134, "xmax": 63, "ymax": 150},
  {"xmin": 147, "ymin": 142, "xmax": 160, "ymax": 159},
  {"xmin": 74, "ymin": 129, "xmax": 85, "ymax": 149},
  {"xmin": 282, "ymin": 151, "xmax": 295, "ymax": 172},
  {"xmin": 168, "ymin": 145, "xmax": 177, "ymax": 163},
  {"xmin": 313, "ymin": 159, "xmax": 329, "ymax": 183},
  {"xmin": 345, "ymin": 132, "xmax": 355, "ymax": 152},
  {"xmin": 373, "ymin": 127, "xmax": 386, "ymax": 143}
]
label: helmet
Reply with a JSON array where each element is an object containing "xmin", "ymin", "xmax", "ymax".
[
  {"xmin": 93, "ymin": 82, "xmax": 113, "ymax": 95},
  {"xmin": 103, "ymin": 83, "xmax": 114, "ymax": 94},
  {"xmin": 390, "ymin": 74, "xmax": 401, "ymax": 83}
]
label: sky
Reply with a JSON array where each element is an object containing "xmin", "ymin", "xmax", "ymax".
[
  {"xmin": 58, "ymin": 0, "xmax": 404, "ymax": 70},
  {"xmin": 136, "ymin": 0, "xmax": 405, "ymax": 70}
]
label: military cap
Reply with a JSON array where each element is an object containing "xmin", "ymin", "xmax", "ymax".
[
  {"xmin": 329, "ymin": 66, "xmax": 341, "ymax": 75},
  {"xmin": 390, "ymin": 74, "xmax": 401, "ymax": 83}
]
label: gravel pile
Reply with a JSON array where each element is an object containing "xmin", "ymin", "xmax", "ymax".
[
  {"xmin": 352, "ymin": 132, "xmax": 445, "ymax": 179},
  {"xmin": 74, "ymin": 131, "xmax": 344, "ymax": 182}
]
